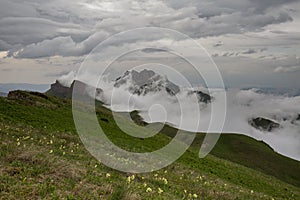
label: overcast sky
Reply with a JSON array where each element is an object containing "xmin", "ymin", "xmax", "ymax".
[{"xmin": 0, "ymin": 0, "xmax": 300, "ymax": 89}]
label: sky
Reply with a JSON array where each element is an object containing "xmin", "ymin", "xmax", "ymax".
[{"xmin": 0, "ymin": 0, "xmax": 300, "ymax": 89}]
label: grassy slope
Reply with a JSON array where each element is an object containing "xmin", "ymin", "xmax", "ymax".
[
  {"xmin": 162, "ymin": 125, "xmax": 300, "ymax": 188},
  {"xmin": 0, "ymin": 91, "xmax": 299, "ymax": 199}
]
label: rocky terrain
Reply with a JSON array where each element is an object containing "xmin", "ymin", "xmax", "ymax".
[{"xmin": 249, "ymin": 117, "xmax": 280, "ymax": 132}]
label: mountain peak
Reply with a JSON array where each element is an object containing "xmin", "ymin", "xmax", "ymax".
[{"xmin": 114, "ymin": 69, "xmax": 180, "ymax": 96}]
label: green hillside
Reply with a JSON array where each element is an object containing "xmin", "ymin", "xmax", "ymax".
[{"xmin": 0, "ymin": 91, "xmax": 299, "ymax": 199}]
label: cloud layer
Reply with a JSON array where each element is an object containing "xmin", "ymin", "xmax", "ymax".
[{"xmin": 0, "ymin": 0, "xmax": 297, "ymax": 59}]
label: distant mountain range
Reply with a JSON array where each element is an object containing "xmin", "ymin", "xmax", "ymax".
[
  {"xmin": 2, "ymin": 81, "xmax": 299, "ymax": 98},
  {"xmin": 0, "ymin": 92, "xmax": 7, "ymax": 97},
  {"xmin": 242, "ymin": 87, "xmax": 300, "ymax": 96},
  {"xmin": 0, "ymin": 83, "xmax": 50, "ymax": 94}
]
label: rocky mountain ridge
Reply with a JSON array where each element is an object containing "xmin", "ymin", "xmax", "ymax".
[{"xmin": 46, "ymin": 69, "xmax": 213, "ymax": 104}]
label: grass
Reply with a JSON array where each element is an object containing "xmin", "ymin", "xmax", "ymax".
[{"xmin": 0, "ymin": 91, "xmax": 299, "ymax": 199}]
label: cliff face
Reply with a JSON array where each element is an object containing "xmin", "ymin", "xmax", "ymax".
[
  {"xmin": 46, "ymin": 80, "xmax": 73, "ymax": 99},
  {"xmin": 46, "ymin": 80, "xmax": 103, "ymax": 100}
]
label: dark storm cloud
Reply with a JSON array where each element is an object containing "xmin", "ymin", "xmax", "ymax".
[
  {"xmin": 0, "ymin": 17, "xmax": 88, "ymax": 46},
  {"xmin": 0, "ymin": 39, "xmax": 12, "ymax": 51},
  {"xmin": 242, "ymin": 48, "xmax": 267, "ymax": 55},
  {"xmin": 0, "ymin": 0, "xmax": 297, "ymax": 58},
  {"xmin": 165, "ymin": 0, "xmax": 298, "ymax": 14},
  {"xmin": 212, "ymin": 48, "xmax": 268, "ymax": 58},
  {"xmin": 141, "ymin": 48, "xmax": 168, "ymax": 53}
]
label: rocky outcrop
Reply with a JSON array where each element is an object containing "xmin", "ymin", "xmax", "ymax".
[
  {"xmin": 130, "ymin": 110, "xmax": 148, "ymax": 126},
  {"xmin": 7, "ymin": 90, "xmax": 58, "ymax": 108},
  {"xmin": 249, "ymin": 117, "xmax": 280, "ymax": 132},
  {"xmin": 187, "ymin": 90, "xmax": 212, "ymax": 103},
  {"xmin": 291, "ymin": 114, "xmax": 300, "ymax": 124},
  {"xmin": 46, "ymin": 80, "xmax": 103, "ymax": 99},
  {"xmin": 8, "ymin": 90, "xmax": 49, "ymax": 101}
]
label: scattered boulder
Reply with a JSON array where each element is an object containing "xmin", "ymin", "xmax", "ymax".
[{"xmin": 249, "ymin": 117, "xmax": 280, "ymax": 132}]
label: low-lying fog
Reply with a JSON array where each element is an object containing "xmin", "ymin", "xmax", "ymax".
[{"xmin": 61, "ymin": 72, "xmax": 300, "ymax": 161}]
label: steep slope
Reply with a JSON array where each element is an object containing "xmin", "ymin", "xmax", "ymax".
[
  {"xmin": 161, "ymin": 125, "xmax": 300, "ymax": 187},
  {"xmin": 0, "ymin": 91, "xmax": 299, "ymax": 200}
]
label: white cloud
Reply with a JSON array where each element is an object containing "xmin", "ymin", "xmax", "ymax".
[
  {"xmin": 13, "ymin": 31, "xmax": 109, "ymax": 58},
  {"xmin": 274, "ymin": 65, "xmax": 300, "ymax": 73}
]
